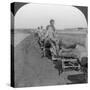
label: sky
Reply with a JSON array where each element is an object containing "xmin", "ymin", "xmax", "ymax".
[{"xmin": 15, "ymin": 3, "xmax": 87, "ymax": 29}]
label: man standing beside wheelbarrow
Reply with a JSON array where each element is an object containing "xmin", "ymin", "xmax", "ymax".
[
  {"xmin": 44, "ymin": 19, "xmax": 63, "ymax": 75},
  {"xmin": 44, "ymin": 19, "xmax": 56, "ymax": 58}
]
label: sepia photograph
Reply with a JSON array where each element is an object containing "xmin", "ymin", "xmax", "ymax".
[{"xmin": 11, "ymin": 2, "xmax": 88, "ymax": 87}]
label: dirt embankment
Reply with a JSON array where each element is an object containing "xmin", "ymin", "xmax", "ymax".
[{"xmin": 14, "ymin": 34, "xmax": 60, "ymax": 87}]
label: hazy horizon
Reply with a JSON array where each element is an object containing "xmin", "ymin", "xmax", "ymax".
[{"xmin": 14, "ymin": 3, "xmax": 87, "ymax": 30}]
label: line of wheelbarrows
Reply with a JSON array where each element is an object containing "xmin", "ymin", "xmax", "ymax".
[{"xmin": 38, "ymin": 39, "xmax": 88, "ymax": 76}]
